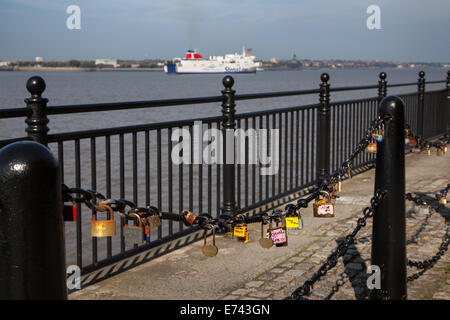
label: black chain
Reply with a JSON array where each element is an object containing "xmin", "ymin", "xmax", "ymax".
[
  {"xmin": 285, "ymin": 190, "xmax": 386, "ymax": 300},
  {"xmin": 405, "ymin": 188, "xmax": 450, "ymax": 282}
]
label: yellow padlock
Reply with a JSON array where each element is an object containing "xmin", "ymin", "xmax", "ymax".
[{"xmin": 91, "ymin": 203, "xmax": 116, "ymax": 237}]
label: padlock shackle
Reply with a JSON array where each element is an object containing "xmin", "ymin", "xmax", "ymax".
[
  {"xmin": 125, "ymin": 212, "xmax": 142, "ymax": 227},
  {"xmin": 94, "ymin": 203, "xmax": 115, "ymax": 222}
]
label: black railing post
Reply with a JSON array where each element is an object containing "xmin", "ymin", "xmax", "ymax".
[
  {"xmin": 25, "ymin": 76, "xmax": 49, "ymax": 146},
  {"xmin": 0, "ymin": 141, "xmax": 67, "ymax": 299},
  {"xmin": 417, "ymin": 71, "xmax": 425, "ymax": 137},
  {"xmin": 221, "ymin": 76, "xmax": 237, "ymax": 217},
  {"xmin": 446, "ymin": 70, "xmax": 450, "ymax": 135},
  {"xmin": 317, "ymin": 73, "xmax": 330, "ymax": 182},
  {"xmin": 370, "ymin": 96, "xmax": 406, "ymax": 300},
  {"xmin": 377, "ymin": 72, "xmax": 387, "ymax": 106}
]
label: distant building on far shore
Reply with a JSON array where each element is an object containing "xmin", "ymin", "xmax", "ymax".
[
  {"xmin": 35, "ymin": 56, "xmax": 43, "ymax": 62},
  {"xmin": 95, "ymin": 59, "xmax": 119, "ymax": 68},
  {"xmin": 0, "ymin": 61, "xmax": 11, "ymax": 67}
]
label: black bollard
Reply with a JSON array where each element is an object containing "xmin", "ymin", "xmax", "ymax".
[
  {"xmin": 0, "ymin": 141, "xmax": 67, "ymax": 299},
  {"xmin": 370, "ymin": 96, "xmax": 406, "ymax": 300}
]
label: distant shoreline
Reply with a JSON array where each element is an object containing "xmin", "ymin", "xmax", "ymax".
[
  {"xmin": 0, "ymin": 66, "xmax": 446, "ymax": 73},
  {"xmin": 0, "ymin": 66, "xmax": 164, "ymax": 72}
]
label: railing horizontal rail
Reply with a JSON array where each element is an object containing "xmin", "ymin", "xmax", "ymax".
[
  {"xmin": 0, "ymin": 79, "xmax": 446, "ymax": 119},
  {"xmin": 46, "ymin": 115, "xmax": 225, "ymax": 142}
]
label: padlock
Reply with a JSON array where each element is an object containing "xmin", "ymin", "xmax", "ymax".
[
  {"xmin": 123, "ymin": 213, "xmax": 145, "ymax": 246},
  {"xmin": 422, "ymin": 147, "xmax": 431, "ymax": 156},
  {"xmin": 91, "ymin": 203, "xmax": 116, "ymax": 237},
  {"xmin": 365, "ymin": 135, "xmax": 377, "ymax": 154},
  {"xmin": 313, "ymin": 191, "xmax": 335, "ymax": 218},
  {"xmin": 237, "ymin": 231, "xmax": 249, "ymax": 243},
  {"xmin": 233, "ymin": 223, "xmax": 247, "ymax": 238},
  {"xmin": 418, "ymin": 203, "xmax": 430, "ymax": 215},
  {"xmin": 201, "ymin": 228, "xmax": 218, "ymax": 257},
  {"xmin": 411, "ymin": 146, "xmax": 421, "ymax": 153},
  {"xmin": 436, "ymin": 146, "xmax": 445, "ymax": 156},
  {"xmin": 259, "ymin": 221, "xmax": 273, "ymax": 248},
  {"xmin": 183, "ymin": 210, "xmax": 197, "ymax": 226},
  {"xmin": 408, "ymin": 138, "xmax": 417, "ymax": 147},
  {"xmin": 269, "ymin": 218, "xmax": 288, "ymax": 247},
  {"xmin": 63, "ymin": 200, "xmax": 77, "ymax": 222},
  {"xmin": 148, "ymin": 206, "xmax": 161, "ymax": 228}
]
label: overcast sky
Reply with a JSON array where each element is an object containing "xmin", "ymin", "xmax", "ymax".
[{"xmin": 1, "ymin": 0, "xmax": 449, "ymax": 62}]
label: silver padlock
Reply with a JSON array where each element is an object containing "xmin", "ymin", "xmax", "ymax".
[
  {"xmin": 123, "ymin": 213, "xmax": 145, "ymax": 246},
  {"xmin": 418, "ymin": 203, "xmax": 430, "ymax": 215}
]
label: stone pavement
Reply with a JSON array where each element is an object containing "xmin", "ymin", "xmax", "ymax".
[{"xmin": 69, "ymin": 150, "xmax": 449, "ymax": 300}]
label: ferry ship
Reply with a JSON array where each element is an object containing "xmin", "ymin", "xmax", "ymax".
[{"xmin": 164, "ymin": 47, "xmax": 262, "ymax": 74}]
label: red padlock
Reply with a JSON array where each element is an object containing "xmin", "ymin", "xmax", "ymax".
[{"xmin": 63, "ymin": 201, "xmax": 77, "ymax": 222}]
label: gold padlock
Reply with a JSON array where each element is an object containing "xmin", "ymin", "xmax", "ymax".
[
  {"xmin": 91, "ymin": 203, "xmax": 116, "ymax": 237},
  {"xmin": 436, "ymin": 146, "xmax": 445, "ymax": 156},
  {"xmin": 422, "ymin": 147, "xmax": 431, "ymax": 156},
  {"xmin": 365, "ymin": 135, "xmax": 377, "ymax": 154},
  {"xmin": 313, "ymin": 191, "xmax": 335, "ymax": 218}
]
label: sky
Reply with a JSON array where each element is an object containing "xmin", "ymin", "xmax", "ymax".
[{"xmin": 0, "ymin": 0, "xmax": 449, "ymax": 62}]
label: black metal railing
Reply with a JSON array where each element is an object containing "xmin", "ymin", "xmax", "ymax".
[{"xmin": 0, "ymin": 70, "xmax": 448, "ymax": 276}]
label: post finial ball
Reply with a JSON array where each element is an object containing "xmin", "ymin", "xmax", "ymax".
[
  {"xmin": 418, "ymin": 71, "xmax": 425, "ymax": 78},
  {"xmin": 320, "ymin": 73, "xmax": 329, "ymax": 83},
  {"xmin": 26, "ymin": 76, "xmax": 46, "ymax": 97},
  {"xmin": 379, "ymin": 72, "xmax": 387, "ymax": 80},
  {"xmin": 222, "ymin": 76, "xmax": 234, "ymax": 88}
]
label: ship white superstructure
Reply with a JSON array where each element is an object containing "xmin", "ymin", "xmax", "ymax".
[{"xmin": 164, "ymin": 47, "xmax": 262, "ymax": 74}]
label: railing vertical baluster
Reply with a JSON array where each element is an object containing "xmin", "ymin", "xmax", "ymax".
[
  {"xmin": 132, "ymin": 132, "xmax": 138, "ymax": 205},
  {"xmin": 253, "ymin": 116, "xmax": 257, "ymax": 206},
  {"xmin": 417, "ymin": 71, "xmax": 425, "ymax": 137},
  {"xmin": 272, "ymin": 114, "xmax": 276, "ymax": 197},
  {"xmin": 317, "ymin": 73, "xmax": 330, "ymax": 182},
  {"xmin": 221, "ymin": 76, "xmax": 237, "ymax": 218},
  {"xmin": 25, "ymin": 77, "xmax": 49, "ymax": 146},
  {"xmin": 145, "ymin": 131, "xmax": 150, "ymax": 207},
  {"xmin": 119, "ymin": 134, "xmax": 125, "ymax": 252},
  {"xmin": 157, "ymin": 129, "xmax": 162, "ymax": 239},
  {"xmin": 189, "ymin": 126, "xmax": 194, "ymax": 212},
  {"xmin": 245, "ymin": 118, "xmax": 249, "ymax": 208},
  {"xmin": 237, "ymin": 120, "xmax": 241, "ymax": 211},
  {"xmin": 90, "ymin": 137, "xmax": 97, "ymax": 263},
  {"xmin": 446, "ymin": 71, "xmax": 450, "ymax": 135},
  {"xmin": 207, "ymin": 123, "xmax": 212, "ymax": 217},
  {"xmin": 105, "ymin": 135, "xmax": 112, "ymax": 257},
  {"xmin": 168, "ymin": 128, "xmax": 173, "ymax": 235},
  {"xmin": 179, "ymin": 126, "xmax": 184, "ymax": 229},
  {"xmin": 75, "ymin": 139, "xmax": 82, "ymax": 266}
]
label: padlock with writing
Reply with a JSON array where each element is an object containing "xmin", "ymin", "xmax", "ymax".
[
  {"xmin": 124, "ymin": 213, "xmax": 145, "ymax": 246},
  {"xmin": 313, "ymin": 191, "xmax": 335, "ymax": 218},
  {"xmin": 91, "ymin": 203, "xmax": 116, "ymax": 237},
  {"xmin": 269, "ymin": 218, "xmax": 288, "ymax": 247}
]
